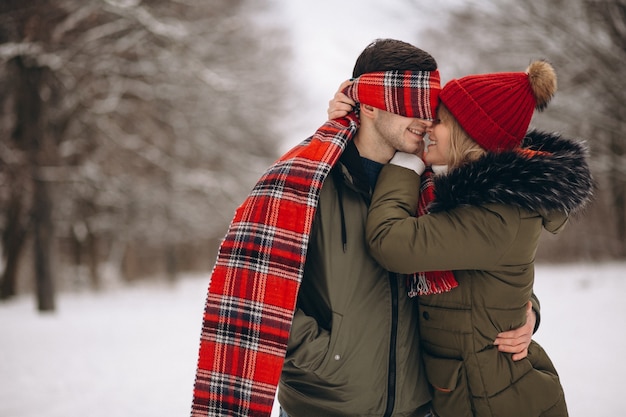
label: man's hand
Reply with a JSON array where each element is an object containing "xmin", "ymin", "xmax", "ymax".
[
  {"xmin": 493, "ymin": 301, "xmax": 536, "ymax": 361},
  {"xmin": 327, "ymin": 79, "xmax": 355, "ymax": 120}
]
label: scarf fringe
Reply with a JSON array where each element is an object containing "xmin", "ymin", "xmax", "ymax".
[
  {"xmin": 409, "ymin": 168, "xmax": 459, "ymax": 297},
  {"xmin": 407, "ymin": 271, "xmax": 459, "ymax": 297}
]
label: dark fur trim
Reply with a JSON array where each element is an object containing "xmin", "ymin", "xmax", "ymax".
[{"xmin": 428, "ymin": 130, "xmax": 594, "ymax": 214}]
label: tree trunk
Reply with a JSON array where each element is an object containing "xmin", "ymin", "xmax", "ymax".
[
  {"xmin": 32, "ymin": 172, "xmax": 55, "ymax": 311},
  {"xmin": 87, "ymin": 229, "xmax": 101, "ymax": 291},
  {"xmin": 0, "ymin": 187, "xmax": 29, "ymax": 299},
  {"xmin": 14, "ymin": 57, "xmax": 56, "ymax": 312}
]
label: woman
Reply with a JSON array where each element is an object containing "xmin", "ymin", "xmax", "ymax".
[{"xmin": 363, "ymin": 61, "xmax": 593, "ymax": 417}]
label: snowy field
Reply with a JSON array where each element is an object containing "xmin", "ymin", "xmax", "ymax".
[
  {"xmin": 2, "ymin": 1, "xmax": 620, "ymax": 416},
  {"xmin": 1, "ymin": 263, "xmax": 625, "ymax": 417}
]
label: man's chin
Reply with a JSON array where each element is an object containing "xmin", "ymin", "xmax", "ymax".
[{"xmin": 403, "ymin": 142, "xmax": 424, "ymax": 155}]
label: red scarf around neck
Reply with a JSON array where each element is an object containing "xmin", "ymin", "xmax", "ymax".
[{"xmin": 191, "ymin": 70, "xmax": 441, "ymax": 416}]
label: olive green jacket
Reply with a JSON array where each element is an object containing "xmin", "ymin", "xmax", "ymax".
[
  {"xmin": 366, "ymin": 131, "xmax": 593, "ymax": 417},
  {"xmin": 279, "ymin": 142, "xmax": 431, "ymax": 417}
]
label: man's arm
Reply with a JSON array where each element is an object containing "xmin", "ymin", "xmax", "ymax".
[{"xmin": 493, "ymin": 299, "xmax": 540, "ymax": 361}]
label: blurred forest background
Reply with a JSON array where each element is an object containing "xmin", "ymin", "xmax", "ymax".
[{"xmin": 0, "ymin": 0, "xmax": 624, "ymax": 312}]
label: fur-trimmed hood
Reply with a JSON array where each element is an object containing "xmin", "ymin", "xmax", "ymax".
[{"xmin": 429, "ymin": 130, "xmax": 594, "ymax": 215}]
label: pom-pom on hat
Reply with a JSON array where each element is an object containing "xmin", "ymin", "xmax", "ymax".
[{"xmin": 439, "ymin": 60, "xmax": 557, "ymax": 152}]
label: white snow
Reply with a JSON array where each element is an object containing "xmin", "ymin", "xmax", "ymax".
[
  {"xmin": 2, "ymin": 2, "xmax": 621, "ymax": 417},
  {"xmin": 2, "ymin": 263, "xmax": 625, "ymax": 416}
]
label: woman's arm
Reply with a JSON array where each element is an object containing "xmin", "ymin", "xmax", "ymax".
[
  {"xmin": 327, "ymin": 79, "xmax": 355, "ymax": 120},
  {"xmin": 366, "ymin": 164, "xmax": 517, "ymax": 273}
]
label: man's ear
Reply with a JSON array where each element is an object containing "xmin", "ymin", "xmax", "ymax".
[{"xmin": 360, "ymin": 104, "xmax": 376, "ymax": 119}]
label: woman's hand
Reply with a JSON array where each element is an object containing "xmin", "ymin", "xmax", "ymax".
[
  {"xmin": 327, "ymin": 79, "xmax": 355, "ymax": 120},
  {"xmin": 493, "ymin": 301, "xmax": 536, "ymax": 361}
]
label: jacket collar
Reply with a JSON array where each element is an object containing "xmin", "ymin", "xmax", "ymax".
[
  {"xmin": 339, "ymin": 140, "xmax": 373, "ymax": 197},
  {"xmin": 429, "ymin": 130, "xmax": 594, "ymax": 215}
]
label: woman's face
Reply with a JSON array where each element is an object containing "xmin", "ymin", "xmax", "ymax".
[{"xmin": 424, "ymin": 118, "xmax": 451, "ymax": 166}]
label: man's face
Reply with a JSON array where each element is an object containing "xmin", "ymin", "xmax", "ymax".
[{"xmin": 373, "ymin": 109, "xmax": 432, "ymax": 155}]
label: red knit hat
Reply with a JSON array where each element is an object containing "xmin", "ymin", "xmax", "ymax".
[{"xmin": 439, "ymin": 61, "xmax": 557, "ymax": 152}]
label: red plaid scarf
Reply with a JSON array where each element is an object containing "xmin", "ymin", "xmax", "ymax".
[
  {"xmin": 406, "ymin": 168, "xmax": 458, "ymax": 297},
  {"xmin": 192, "ymin": 71, "xmax": 440, "ymax": 417},
  {"xmin": 344, "ymin": 70, "xmax": 440, "ymax": 119}
]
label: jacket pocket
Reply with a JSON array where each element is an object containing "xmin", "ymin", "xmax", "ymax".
[
  {"xmin": 422, "ymin": 351, "xmax": 474, "ymax": 417},
  {"xmin": 471, "ymin": 341, "xmax": 566, "ymax": 417},
  {"xmin": 283, "ymin": 311, "xmax": 345, "ymax": 375},
  {"xmin": 312, "ymin": 311, "xmax": 345, "ymax": 378}
]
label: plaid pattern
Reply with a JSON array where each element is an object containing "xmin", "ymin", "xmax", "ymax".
[
  {"xmin": 192, "ymin": 115, "xmax": 359, "ymax": 417},
  {"xmin": 407, "ymin": 168, "xmax": 458, "ymax": 297},
  {"xmin": 192, "ymin": 70, "xmax": 441, "ymax": 416},
  {"xmin": 344, "ymin": 70, "xmax": 441, "ymax": 120}
]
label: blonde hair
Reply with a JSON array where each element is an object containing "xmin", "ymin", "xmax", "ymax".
[{"xmin": 438, "ymin": 104, "xmax": 486, "ymax": 168}]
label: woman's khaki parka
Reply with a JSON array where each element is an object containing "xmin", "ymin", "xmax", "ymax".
[{"xmin": 366, "ymin": 131, "xmax": 593, "ymax": 417}]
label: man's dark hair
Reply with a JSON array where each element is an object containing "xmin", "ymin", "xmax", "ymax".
[{"xmin": 352, "ymin": 38, "xmax": 437, "ymax": 78}]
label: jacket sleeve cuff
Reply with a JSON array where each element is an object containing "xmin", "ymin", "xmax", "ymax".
[
  {"xmin": 530, "ymin": 293, "xmax": 541, "ymax": 334},
  {"xmin": 389, "ymin": 152, "xmax": 426, "ymax": 175}
]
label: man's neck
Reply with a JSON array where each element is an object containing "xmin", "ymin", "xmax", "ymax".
[{"xmin": 353, "ymin": 131, "xmax": 394, "ymax": 164}]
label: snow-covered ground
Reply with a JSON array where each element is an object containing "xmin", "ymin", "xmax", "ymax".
[
  {"xmin": 1, "ymin": 263, "xmax": 625, "ymax": 417},
  {"xmin": 2, "ymin": 2, "xmax": 620, "ymax": 417}
]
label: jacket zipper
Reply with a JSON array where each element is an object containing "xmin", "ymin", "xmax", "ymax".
[{"xmin": 383, "ymin": 273, "xmax": 399, "ymax": 417}]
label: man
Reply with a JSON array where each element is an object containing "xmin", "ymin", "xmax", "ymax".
[
  {"xmin": 191, "ymin": 39, "xmax": 535, "ymax": 417},
  {"xmin": 278, "ymin": 39, "xmax": 439, "ymax": 417}
]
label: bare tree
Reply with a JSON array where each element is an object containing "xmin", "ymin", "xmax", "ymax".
[
  {"xmin": 418, "ymin": 0, "xmax": 626, "ymax": 259},
  {"xmin": 0, "ymin": 0, "xmax": 64, "ymax": 310},
  {"xmin": 0, "ymin": 0, "xmax": 289, "ymax": 309}
]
